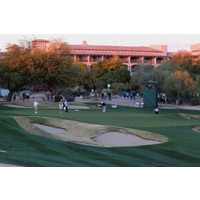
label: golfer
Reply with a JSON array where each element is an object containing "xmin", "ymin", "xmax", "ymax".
[
  {"xmin": 154, "ymin": 107, "xmax": 159, "ymax": 114},
  {"xmin": 101, "ymin": 102, "xmax": 106, "ymax": 113},
  {"xmin": 34, "ymin": 100, "xmax": 39, "ymax": 114}
]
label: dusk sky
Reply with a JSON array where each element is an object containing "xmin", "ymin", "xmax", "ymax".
[
  {"xmin": 1, "ymin": 1, "xmax": 200, "ymax": 53},
  {"xmin": 1, "ymin": 34, "xmax": 200, "ymax": 52}
]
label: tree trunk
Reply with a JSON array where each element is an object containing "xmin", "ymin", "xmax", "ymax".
[
  {"xmin": 176, "ymin": 93, "xmax": 181, "ymax": 105},
  {"xmin": 6, "ymin": 91, "xmax": 13, "ymax": 101},
  {"xmin": 176, "ymin": 99, "xmax": 180, "ymax": 105}
]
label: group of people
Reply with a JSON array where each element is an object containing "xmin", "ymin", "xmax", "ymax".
[
  {"xmin": 33, "ymin": 99, "xmax": 68, "ymax": 114},
  {"xmin": 22, "ymin": 91, "xmax": 30, "ymax": 101},
  {"xmin": 32, "ymin": 98, "xmax": 162, "ymax": 116},
  {"xmin": 46, "ymin": 90, "xmax": 54, "ymax": 101},
  {"xmin": 101, "ymin": 92, "xmax": 111, "ymax": 101},
  {"xmin": 12, "ymin": 91, "xmax": 30, "ymax": 101},
  {"xmin": 123, "ymin": 90, "xmax": 137, "ymax": 100}
]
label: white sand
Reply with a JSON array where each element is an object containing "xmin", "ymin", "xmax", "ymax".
[{"xmin": 93, "ymin": 132, "xmax": 161, "ymax": 147}]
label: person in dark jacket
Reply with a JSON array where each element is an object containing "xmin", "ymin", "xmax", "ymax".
[{"xmin": 63, "ymin": 100, "xmax": 68, "ymax": 112}]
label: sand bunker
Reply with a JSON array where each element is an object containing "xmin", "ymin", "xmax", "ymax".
[
  {"xmin": 93, "ymin": 132, "xmax": 161, "ymax": 146},
  {"xmin": 33, "ymin": 123, "xmax": 162, "ymax": 147},
  {"xmin": 33, "ymin": 124, "xmax": 66, "ymax": 134}
]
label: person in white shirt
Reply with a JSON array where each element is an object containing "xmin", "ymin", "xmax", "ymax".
[
  {"xmin": 59, "ymin": 99, "xmax": 63, "ymax": 113},
  {"xmin": 34, "ymin": 100, "xmax": 39, "ymax": 114}
]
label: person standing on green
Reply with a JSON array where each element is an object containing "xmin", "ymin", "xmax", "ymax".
[
  {"xmin": 101, "ymin": 102, "xmax": 106, "ymax": 113},
  {"xmin": 34, "ymin": 100, "xmax": 39, "ymax": 114}
]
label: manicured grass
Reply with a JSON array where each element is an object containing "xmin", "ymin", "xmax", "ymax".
[{"xmin": 1, "ymin": 102, "xmax": 200, "ymax": 166}]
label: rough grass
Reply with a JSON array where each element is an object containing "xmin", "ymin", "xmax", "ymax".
[
  {"xmin": 12, "ymin": 116, "xmax": 168, "ymax": 146},
  {"xmin": 179, "ymin": 113, "xmax": 200, "ymax": 133},
  {"xmin": 179, "ymin": 113, "xmax": 200, "ymax": 121}
]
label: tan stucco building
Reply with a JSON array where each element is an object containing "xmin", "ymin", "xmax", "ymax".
[
  {"xmin": 191, "ymin": 43, "xmax": 200, "ymax": 64},
  {"xmin": 69, "ymin": 41, "xmax": 168, "ymax": 72},
  {"xmin": 31, "ymin": 39, "xmax": 169, "ymax": 73}
]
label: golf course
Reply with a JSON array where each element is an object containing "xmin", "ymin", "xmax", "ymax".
[{"xmin": 1, "ymin": 99, "xmax": 200, "ymax": 167}]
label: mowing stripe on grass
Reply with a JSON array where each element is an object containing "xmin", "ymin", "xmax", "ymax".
[{"xmin": 68, "ymin": 144, "xmax": 174, "ymax": 167}]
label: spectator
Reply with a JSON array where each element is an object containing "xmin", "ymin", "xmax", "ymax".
[
  {"xmin": 130, "ymin": 91, "xmax": 133, "ymax": 100},
  {"xmin": 25, "ymin": 92, "xmax": 30, "ymax": 101},
  {"xmin": 46, "ymin": 90, "xmax": 50, "ymax": 101},
  {"xmin": 123, "ymin": 91, "xmax": 126, "ymax": 100},
  {"xmin": 13, "ymin": 92, "xmax": 17, "ymax": 101},
  {"xmin": 101, "ymin": 92, "xmax": 104, "ymax": 100},
  {"xmin": 108, "ymin": 92, "xmax": 111, "ymax": 100},
  {"xmin": 104, "ymin": 92, "xmax": 107, "ymax": 100},
  {"xmin": 126, "ymin": 91, "xmax": 129, "ymax": 100},
  {"xmin": 22, "ymin": 92, "xmax": 26, "ymax": 101}
]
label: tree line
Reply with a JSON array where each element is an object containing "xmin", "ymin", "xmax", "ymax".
[{"xmin": 1, "ymin": 38, "xmax": 200, "ymax": 103}]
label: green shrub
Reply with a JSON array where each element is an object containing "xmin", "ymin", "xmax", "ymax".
[
  {"xmin": 54, "ymin": 95, "xmax": 62, "ymax": 102},
  {"xmin": 190, "ymin": 98, "xmax": 200, "ymax": 106}
]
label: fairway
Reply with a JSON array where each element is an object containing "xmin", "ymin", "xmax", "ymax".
[{"xmin": 1, "ymin": 101, "xmax": 200, "ymax": 167}]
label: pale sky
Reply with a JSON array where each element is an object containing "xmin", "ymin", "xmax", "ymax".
[
  {"xmin": 1, "ymin": 34, "xmax": 200, "ymax": 52},
  {"xmin": 1, "ymin": 1, "xmax": 200, "ymax": 53}
]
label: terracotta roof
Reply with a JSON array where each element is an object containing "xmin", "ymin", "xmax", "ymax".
[
  {"xmin": 32, "ymin": 39, "xmax": 49, "ymax": 43},
  {"xmin": 191, "ymin": 48, "xmax": 200, "ymax": 53},
  {"xmin": 69, "ymin": 44, "xmax": 161, "ymax": 52},
  {"xmin": 69, "ymin": 44, "xmax": 166, "ymax": 57}
]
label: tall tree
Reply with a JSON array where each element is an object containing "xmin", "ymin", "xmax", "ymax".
[
  {"xmin": 99, "ymin": 66, "xmax": 130, "ymax": 84},
  {"xmin": 73, "ymin": 62, "xmax": 94, "ymax": 90},
  {"xmin": 170, "ymin": 50, "xmax": 193, "ymax": 72},
  {"xmin": 163, "ymin": 70, "xmax": 195, "ymax": 102},
  {"xmin": 0, "ymin": 40, "xmax": 79, "ymax": 101},
  {"xmin": 131, "ymin": 65, "xmax": 154, "ymax": 88},
  {"xmin": 91, "ymin": 55, "xmax": 124, "ymax": 79},
  {"xmin": 35, "ymin": 42, "xmax": 75, "ymax": 89},
  {"xmin": 0, "ymin": 44, "xmax": 33, "ymax": 101}
]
